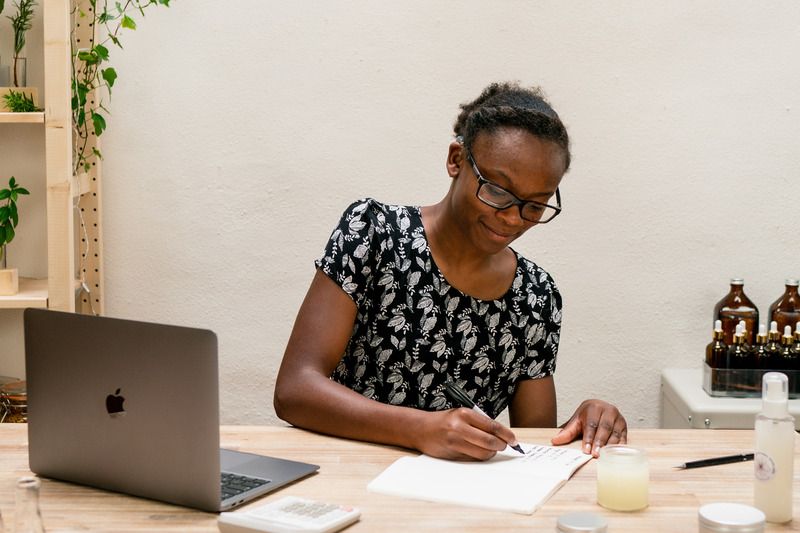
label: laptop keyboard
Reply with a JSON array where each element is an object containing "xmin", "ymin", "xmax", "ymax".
[{"xmin": 220, "ymin": 471, "xmax": 271, "ymax": 501}]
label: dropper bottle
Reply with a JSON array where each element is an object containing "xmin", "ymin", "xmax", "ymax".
[
  {"xmin": 765, "ymin": 321, "xmax": 782, "ymax": 371},
  {"xmin": 705, "ymin": 320, "xmax": 728, "ymax": 392},
  {"xmin": 752, "ymin": 323, "xmax": 769, "ymax": 371},
  {"xmin": 754, "ymin": 372, "xmax": 794, "ymax": 523},
  {"xmin": 779, "ymin": 326, "xmax": 798, "ymax": 394}
]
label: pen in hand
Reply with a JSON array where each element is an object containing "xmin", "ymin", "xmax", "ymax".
[
  {"xmin": 444, "ymin": 380, "xmax": 524, "ymax": 454},
  {"xmin": 674, "ymin": 453, "xmax": 754, "ymax": 469}
]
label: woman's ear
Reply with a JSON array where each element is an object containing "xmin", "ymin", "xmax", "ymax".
[{"xmin": 446, "ymin": 141, "xmax": 465, "ymax": 179}]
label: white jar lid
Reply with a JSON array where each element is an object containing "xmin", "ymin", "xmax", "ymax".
[
  {"xmin": 556, "ymin": 512, "xmax": 609, "ymax": 533},
  {"xmin": 698, "ymin": 503, "xmax": 765, "ymax": 532}
]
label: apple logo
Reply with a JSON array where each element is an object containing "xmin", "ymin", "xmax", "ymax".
[{"xmin": 106, "ymin": 388, "xmax": 126, "ymax": 418}]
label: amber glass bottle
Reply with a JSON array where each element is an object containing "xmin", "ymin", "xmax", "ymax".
[
  {"xmin": 769, "ymin": 279, "xmax": 800, "ymax": 334},
  {"xmin": 779, "ymin": 325, "xmax": 799, "ymax": 394},
  {"xmin": 731, "ymin": 322, "xmax": 757, "ymax": 391},
  {"xmin": 714, "ymin": 279, "xmax": 759, "ymax": 346},
  {"xmin": 793, "ymin": 321, "xmax": 800, "ymax": 356},
  {"xmin": 705, "ymin": 320, "xmax": 728, "ymax": 392},
  {"xmin": 764, "ymin": 321, "xmax": 782, "ymax": 371},
  {"xmin": 752, "ymin": 323, "xmax": 769, "ymax": 370}
]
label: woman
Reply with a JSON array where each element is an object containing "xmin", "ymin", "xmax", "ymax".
[{"xmin": 274, "ymin": 82, "xmax": 626, "ymax": 461}]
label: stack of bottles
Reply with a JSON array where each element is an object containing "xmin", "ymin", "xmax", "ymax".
[{"xmin": 704, "ymin": 278, "xmax": 800, "ymax": 398}]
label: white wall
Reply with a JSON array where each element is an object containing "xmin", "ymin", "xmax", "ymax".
[{"xmin": 3, "ymin": 2, "xmax": 800, "ymax": 428}]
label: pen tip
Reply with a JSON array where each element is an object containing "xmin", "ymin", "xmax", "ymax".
[{"xmin": 512, "ymin": 444, "xmax": 524, "ymax": 454}]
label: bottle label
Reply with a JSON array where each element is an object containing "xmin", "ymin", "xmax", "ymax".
[{"xmin": 754, "ymin": 451, "xmax": 776, "ymax": 482}]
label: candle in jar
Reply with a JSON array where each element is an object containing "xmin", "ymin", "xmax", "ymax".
[{"xmin": 596, "ymin": 445, "xmax": 649, "ymax": 511}]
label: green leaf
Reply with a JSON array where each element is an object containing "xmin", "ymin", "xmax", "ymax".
[
  {"xmin": 5, "ymin": 224, "xmax": 14, "ymax": 244},
  {"xmin": 77, "ymin": 50, "xmax": 100, "ymax": 66},
  {"xmin": 0, "ymin": 206, "xmax": 9, "ymax": 223},
  {"xmin": 92, "ymin": 147, "xmax": 103, "ymax": 159},
  {"xmin": 94, "ymin": 44, "xmax": 110, "ymax": 61},
  {"xmin": 8, "ymin": 176, "xmax": 16, "ymax": 187},
  {"xmin": 92, "ymin": 112, "xmax": 107, "ymax": 136},
  {"xmin": 121, "ymin": 14, "xmax": 136, "ymax": 29},
  {"xmin": 14, "ymin": 187, "xmax": 29, "ymax": 195},
  {"xmin": 0, "ymin": 190, "xmax": 9, "ymax": 200},
  {"xmin": 101, "ymin": 67, "xmax": 117, "ymax": 88}
]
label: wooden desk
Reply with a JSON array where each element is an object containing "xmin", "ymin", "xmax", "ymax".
[{"xmin": 0, "ymin": 425, "xmax": 798, "ymax": 531}]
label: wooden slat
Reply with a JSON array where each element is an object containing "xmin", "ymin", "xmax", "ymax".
[
  {"xmin": 43, "ymin": 0, "xmax": 75, "ymax": 312},
  {"xmin": 0, "ymin": 112, "xmax": 45, "ymax": 123},
  {"xmin": 74, "ymin": 0, "xmax": 104, "ymax": 316},
  {"xmin": 0, "ymin": 278, "xmax": 48, "ymax": 308}
]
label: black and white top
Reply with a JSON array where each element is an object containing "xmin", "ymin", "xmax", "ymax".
[{"xmin": 315, "ymin": 198, "xmax": 562, "ymax": 419}]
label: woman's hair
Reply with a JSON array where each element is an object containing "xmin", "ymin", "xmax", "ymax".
[{"xmin": 453, "ymin": 82, "xmax": 571, "ymax": 172}]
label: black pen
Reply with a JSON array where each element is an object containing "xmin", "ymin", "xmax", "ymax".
[
  {"xmin": 674, "ymin": 453, "xmax": 754, "ymax": 469},
  {"xmin": 444, "ymin": 380, "xmax": 524, "ymax": 454}
]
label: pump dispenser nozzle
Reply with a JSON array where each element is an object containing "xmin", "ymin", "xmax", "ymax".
[{"xmin": 761, "ymin": 372, "xmax": 789, "ymax": 419}]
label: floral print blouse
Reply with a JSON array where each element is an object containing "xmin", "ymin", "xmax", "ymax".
[{"xmin": 315, "ymin": 198, "xmax": 562, "ymax": 419}]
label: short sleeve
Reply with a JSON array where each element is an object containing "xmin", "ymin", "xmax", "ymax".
[
  {"xmin": 517, "ymin": 259, "xmax": 562, "ymax": 381},
  {"xmin": 315, "ymin": 198, "xmax": 388, "ymax": 307}
]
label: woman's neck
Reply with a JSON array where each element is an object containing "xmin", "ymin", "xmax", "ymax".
[{"xmin": 420, "ymin": 200, "xmax": 517, "ymax": 301}]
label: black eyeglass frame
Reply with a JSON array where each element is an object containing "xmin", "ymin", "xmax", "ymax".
[{"xmin": 462, "ymin": 143, "xmax": 562, "ymax": 224}]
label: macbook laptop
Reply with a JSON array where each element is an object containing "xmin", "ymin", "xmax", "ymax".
[{"xmin": 24, "ymin": 308, "xmax": 319, "ymax": 512}]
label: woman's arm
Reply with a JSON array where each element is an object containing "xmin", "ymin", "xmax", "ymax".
[{"xmin": 273, "ymin": 269, "xmax": 521, "ymax": 460}]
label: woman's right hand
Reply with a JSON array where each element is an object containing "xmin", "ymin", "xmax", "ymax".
[{"xmin": 414, "ymin": 407, "xmax": 521, "ymax": 461}]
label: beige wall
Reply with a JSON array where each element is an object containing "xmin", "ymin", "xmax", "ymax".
[{"xmin": 2, "ymin": 2, "xmax": 800, "ymax": 427}]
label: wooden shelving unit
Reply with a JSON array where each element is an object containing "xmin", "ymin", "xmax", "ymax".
[{"xmin": 0, "ymin": 0, "xmax": 103, "ymax": 314}]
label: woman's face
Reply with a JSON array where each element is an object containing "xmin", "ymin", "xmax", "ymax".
[{"xmin": 446, "ymin": 128, "xmax": 566, "ymax": 256}]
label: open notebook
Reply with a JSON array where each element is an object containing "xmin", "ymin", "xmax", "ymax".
[{"xmin": 367, "ymin": 443, "xmax": 591, "ymax": 515}]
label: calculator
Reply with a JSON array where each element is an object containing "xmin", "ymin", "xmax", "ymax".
[{"xmin": 218, "ymin": 496, "xmax": 361, "ymax": 533}]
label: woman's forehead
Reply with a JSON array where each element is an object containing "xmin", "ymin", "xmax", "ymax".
[{"xmin": 471, "ymin": 129, "xmax": 567, "ymax": 182}]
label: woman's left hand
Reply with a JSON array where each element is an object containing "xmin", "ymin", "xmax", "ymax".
[{"xmin": 550, "ymin": 399, "xmax": 627, "ymax": 457}]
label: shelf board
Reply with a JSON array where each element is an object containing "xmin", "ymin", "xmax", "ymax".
[
  {"xmin": 0, "ymin": 278, "xmax": 48, "ymax": 309},
  {"xmin": 0, "ymin": 112, "xmax": 45, "ymax": 124}
]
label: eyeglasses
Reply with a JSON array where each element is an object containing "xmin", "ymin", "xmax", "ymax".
[{"xmin": 463, "ymin": 144, "xmax": 562, "ymax": 224}]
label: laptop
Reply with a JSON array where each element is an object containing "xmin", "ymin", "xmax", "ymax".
[{"xmin": 24, "ymin": 307, "xmax": 319, "ymax": 512}]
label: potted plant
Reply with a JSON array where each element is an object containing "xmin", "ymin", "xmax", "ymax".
[
  {"xmin": 1, "ymin": 0, "xmax": 40, "ymax": 111},
  {"xmin": 0, "ymin": 176, "xmax": 29, "ymax": 296},
  {"xmin": 0, "ymin": 0, "xmax": 7, "ymax": 86},
  {"xmin": 7, "ymin": 0, "xmax": 36, "ymax": 87}
]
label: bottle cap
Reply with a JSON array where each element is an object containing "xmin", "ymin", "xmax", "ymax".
[
  {"xmin": 758, "ymin": 323, "xmax": 766, "ymax": 336},
  {"xmin": 770, "ymin": 321, "xmax": 778, "ymax": 333},
  {"xmin": 785, "ymin": 279, "xmax": 799, "ymax": 287},
  {"xmin": 761, "ymin": 372, "xmax": 789, "ymax": 419},
  {"xmin": 556, "ymin": 513, "xmax": 608, "ymax": 533},
  {"xmin": 698, "ymin": 502, "xmax": 765, "ymax": 532},
  {"xmin": 714, "ymin": 319, "xmax": 723, "ymax": 332},
  {"xmin": 730, "ymin": 278, "xmax": 744, "ymax": 285}
]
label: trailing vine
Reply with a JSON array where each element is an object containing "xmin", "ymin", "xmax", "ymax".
[{"xmin": 71, "ymin": 0, "xmax": 170, "ymax": 176}]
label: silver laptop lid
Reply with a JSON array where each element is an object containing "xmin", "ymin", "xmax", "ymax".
[{"xmin": 25, "ymin": 308, "xmax": 222, "ymax": 512}]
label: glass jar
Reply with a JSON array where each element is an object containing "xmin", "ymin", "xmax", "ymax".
[
  {"xmin": 0, "ymin": 380, "xmax": 28, "ymax": 423},
  {"xmin": 596, "ymin": 445, "xmax": 649, "ymax": 511}
]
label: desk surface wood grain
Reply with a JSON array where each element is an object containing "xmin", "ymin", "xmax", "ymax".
[{"xmin": 0, "ymin": 425, "xmax": 798, "ymax": 532}]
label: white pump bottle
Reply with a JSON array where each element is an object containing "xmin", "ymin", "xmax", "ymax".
[{"xmin": 754, "ymin": 372, "xmax": 794, "ymax": 523}]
